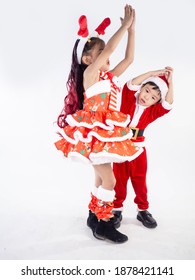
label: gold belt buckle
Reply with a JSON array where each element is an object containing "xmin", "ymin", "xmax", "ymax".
[{"xmin": 131, "ymin": 127, "xmax": 139, "ymax": 140}]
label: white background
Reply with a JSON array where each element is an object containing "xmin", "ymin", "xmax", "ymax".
[{"xmin": 0, "ymin": 0, "xmax": 195, "ymax": 263}]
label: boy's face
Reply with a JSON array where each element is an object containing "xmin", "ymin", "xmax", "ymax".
[{"xmin": 138, "ymin": 84, "xmax": 161, "ymax": 106}]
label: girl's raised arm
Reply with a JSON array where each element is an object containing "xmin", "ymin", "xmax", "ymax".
[
  {"xmin": 85, "ymin": 5, "xmax": 133, "ymax": 79},
  {"xmin": 111, "ymin": 7, "xmax": 135, "ymax": 77}
]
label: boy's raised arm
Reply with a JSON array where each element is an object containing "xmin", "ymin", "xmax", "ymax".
[
  {"xmin": 132, "ymin": 68, "xmax": 170, "ymax": 85},
  {"xmin": 165, "ymin": 67, "xmax": 174, "ymax": 104}
]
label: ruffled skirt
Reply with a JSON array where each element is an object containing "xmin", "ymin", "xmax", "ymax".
[{"xmin": 54, "ymin": 110, "xmax": 143, "ymax": 164}]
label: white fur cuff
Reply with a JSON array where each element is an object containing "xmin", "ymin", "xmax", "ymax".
[
  {"xmin": 91, "ymin": 186, "xmax": 98, "ymax": 196},
  {"xmin": 96, "ymin": 186, "xmax": 115, "ymax": 202}
]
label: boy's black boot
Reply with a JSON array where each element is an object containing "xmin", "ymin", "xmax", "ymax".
[
  {"xmin": 93, "ymin": 219, "xmax": 128, "ymax": 243},
  {"xmin": 137, "ymin": 210, "xmax": 157, "ymax": 228},
  {"xmin": 87, "ymin": 210, "xmax": 98, "ymax": 232},
  {"xmin": 112, "ymin": 210, "xmax": 122, "ymax": 228}
]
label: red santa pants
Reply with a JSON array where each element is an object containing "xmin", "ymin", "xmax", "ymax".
[{"xmin": 113, "ymin": 147, "xmax": 149, "ymax": 210}]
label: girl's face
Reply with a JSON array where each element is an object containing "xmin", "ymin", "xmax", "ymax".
[
  {"xmin": 138, "ymin": 84, "xmax": 161, "ymax": 106},
  {"xmin": 87, "ymin": 43, "xmax": 110, "ymax": 71}
]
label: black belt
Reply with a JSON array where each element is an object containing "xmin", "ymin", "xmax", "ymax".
[{"xmin": 131, "ymin": 127, "xmax": 144, "ymax": 140}]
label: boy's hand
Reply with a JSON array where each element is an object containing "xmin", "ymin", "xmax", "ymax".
[
  {"xmin": 151, "ymin": 69, "xmax": 167, "ymax": 77},
  {"xmin": 165, "ymin": 66, "xmax": 173, "ymax": 84},
  {"xmin": 151, "ymin": 67, "xmax": 173, "ymax": 79}
]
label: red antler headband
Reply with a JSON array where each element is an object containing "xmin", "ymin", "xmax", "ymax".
[{"xmin": 76, "ymin": 15, "xmax": 111, "ymax": 64}]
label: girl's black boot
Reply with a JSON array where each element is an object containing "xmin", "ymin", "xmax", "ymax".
[
  {"xmin": 93, "ymin": 219, "xmax": 128, "ymax": 243},
  {"xmin": 87, "ymin": 210, "xmax": 98, "ymax": 232}
]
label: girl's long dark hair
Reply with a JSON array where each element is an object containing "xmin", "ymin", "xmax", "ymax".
[
  {"xmin": 57, "ymin": 39, "xmax": 86, "ymax": 128},
  {"xmin": 57, "ymin": 37, "xmax": 104, "ymax": 128}
]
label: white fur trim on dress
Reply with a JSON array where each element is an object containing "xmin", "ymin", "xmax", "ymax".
[
  {"xmin": 59, "ymin": 128, "xmax": 133, "ymax": 145},
  {"xmin": 66, "ymin": 152, "xmax": 90, "ymax": 164},
  {"xmin": 90, "ymin": 147, "xmax": 144, "ymax": 165},
  {"xmin": 66, "ymin": 114, "xmax": 131, "ymax": 131},
  {"xmin": 96, "ymin": 186, "xmax": 115, "ymax": 202},
  {"xmin": 85, "ymin": 80, "xmax": 111, "ymax": 99},
  {"xmin": 65, "ymin": 147, "xmax": 144, "ymax": 165}
]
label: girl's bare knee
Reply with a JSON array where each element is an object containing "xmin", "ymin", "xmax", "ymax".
[{"xmin": 102, "ymin": 176, "xmax": 116, "ymax": 190}]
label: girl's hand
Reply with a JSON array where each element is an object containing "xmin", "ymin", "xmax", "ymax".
[
  {"xmin": 128, "ymin": 9, "xmax": 135, "ymax": 31},
  {"xmin": 121, "ymin": 4, "xmax": 134, "ymax": 30}
]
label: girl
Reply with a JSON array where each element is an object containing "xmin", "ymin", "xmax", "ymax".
[{"xmin": 55, "ymin": 5, "xmax": 143, "ymax": 243}]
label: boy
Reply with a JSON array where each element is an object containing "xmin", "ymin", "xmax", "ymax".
[{"xmin": 113, "ymin": 66, "xmax": 174, "ymax": 228}]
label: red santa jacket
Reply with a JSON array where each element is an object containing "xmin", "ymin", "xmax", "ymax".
[{"xmin": 121, "ymin": 81, "xmax": 173, "ymax": 145}]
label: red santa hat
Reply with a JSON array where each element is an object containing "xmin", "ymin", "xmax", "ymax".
[
  {"xmin": 76, "ymin": 15, "xmax": 111, "ymax": 64},
  {"xmin": 142, "ymin": 75, "xmax": 168, "ymax": 100}
]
